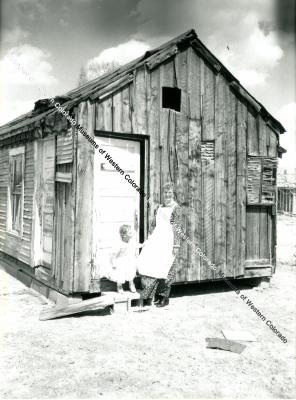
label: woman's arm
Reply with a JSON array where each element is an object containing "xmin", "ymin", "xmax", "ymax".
[
  {"xmin": 170, "ymin": 205, "xmax": 183, "ymax": 246},
  {"xmin": 148, "ymin": 206, "xmax": 159, "ymax": 235}
]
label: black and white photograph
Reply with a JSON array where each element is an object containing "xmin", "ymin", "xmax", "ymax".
[{"xmin": 0, "ymin": 0, "xmax": 295, "ymax": 398}]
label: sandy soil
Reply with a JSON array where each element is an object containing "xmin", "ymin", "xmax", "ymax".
[{"xmin": 0, "ymin": 216, "xmax": 295, "ymax": 399}]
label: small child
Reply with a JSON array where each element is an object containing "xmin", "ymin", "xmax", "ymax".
[{"xmin": 110, "ymin": 224, "xmax": 142, "ymax": 293}]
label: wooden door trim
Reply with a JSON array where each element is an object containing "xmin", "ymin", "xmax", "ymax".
[{"xmin": 94, "ymin": 130, "xmax": 149, "ymax": 244}]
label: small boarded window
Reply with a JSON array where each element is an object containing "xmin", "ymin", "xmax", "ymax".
[
  {"xmin": 247, "ymin": 156, "xmax": 277, "ymax": 205},
  {"xmin": 201, "ymin": 141, "xmax": 215, "ymax": 161},
  {"xmin": 8, "ymin": 147, "xmax": 25, "ymax": 235},
  {"xmin": 162, "ymin": 87, "xmax": 181, "ymax": 112}
]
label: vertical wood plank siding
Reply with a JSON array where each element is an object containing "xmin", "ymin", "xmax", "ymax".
[
  {"xmin": 0, "ymin": 47, "xmax": 281, "ymax": 292},
  {"xmin": 91, "ymin": 48, "xmax": 279, "ymax": 284},
  {"xmin": 187, "ymin": 48, "xmax": 202, "ymax": 281},
  {"xmin": 74, "ymin": 101, "xmax": 95, "ymax": 292}
]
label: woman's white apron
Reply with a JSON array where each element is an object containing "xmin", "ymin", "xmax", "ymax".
[{"xmin": 137, "ymin": 203, "xmax": 177, "ymax": 279}]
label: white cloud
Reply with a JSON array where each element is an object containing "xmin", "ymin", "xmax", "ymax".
[
  {"xmin": 0, "ymin": 44, "xmax": 57, "ymax": 87},
  {"xmin": 80, "ymin": 40, "xmax": 150, "ymax": 84},
  {"xmin": 0, "ymin": 44, "xmax": 57, "ymax": 126},
  {"xmin": 207, "ymin": 15, "xmax": 283, "ymax": 87},
  {"xmin": 277, "ymin": 103, "xmax": 296, "ymax": 174},
  {"xmin": 90, "ymin": 40, "xmax": 150, "ymax": 67}
]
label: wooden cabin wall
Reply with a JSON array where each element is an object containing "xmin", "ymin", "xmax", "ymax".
[
  {"xmin": 0, "ymin": 142, "xmax": 34, "ymax": 265},
  {"xmin": 92, "ymin": 47, "xmax": 279, "ymax": 283}
]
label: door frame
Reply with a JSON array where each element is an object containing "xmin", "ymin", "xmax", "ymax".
[{"xmin": 94, "ymin": 130, "xmax": 149, "ymax": 244}]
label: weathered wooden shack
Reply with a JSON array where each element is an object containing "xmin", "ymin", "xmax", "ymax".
[{"xmin": 0, "ymin": 30, "xmax": 285, "ymax": 298}]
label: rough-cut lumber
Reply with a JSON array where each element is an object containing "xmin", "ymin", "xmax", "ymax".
[
  {"xmin": 187, "ymin": 48, "xmax": 202, "ymax": 281},
  {"xmin": 39, "ymin": 295, "xmax": 114, "ymax": 321},
  {"xmin": 74, "ymin": 101, "xmax": 94, "ymax": 292},
  {"xmin": 214, "ymin": 74, "xmax": 227, "ymax": 278},
  {"xmin": 226, "ymin": 90, "xmax": 237, "ymax": 277},
  {"xmin": 247, "ymin": 110, "xmax": 259, "ymax": 155},
  {"xmin": 174, "ymin": 50, "xmax": 189, "ymax": 282},
  {"xmin": 236, "ymin": 100, "xmax": 247, "ymax": 276},
  {"xmin": 205, "ymin": 337, "xmax": 246, "ymax": 354}
]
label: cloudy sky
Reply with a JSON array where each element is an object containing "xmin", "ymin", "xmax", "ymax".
[{"xmin": 0, "ymin": 0, "xmax": 295, "ymax": 171}]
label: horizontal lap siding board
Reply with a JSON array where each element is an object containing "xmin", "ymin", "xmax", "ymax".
[
  {"xmin": 0, "ymin": 148, "xmax": 8, "ymax": 251},
  {"xmin": 201, "ymin": 60, "xmax": 215, "ymax": 280},
  {"xmin": 56, "ymin": 128, "xmax": 73, "ymax": 164},
  {"xmin": 174, "ymin": 50, "xmax": 189, "ymax": 282},
  {"xmin": 236, "ymin": 101, "xmax": 247, "ymax": 276},
  {"xmin": 214, "ymin": 73, "xmax": 227, "ymax": 278},
  {"xmin": 187, "ymin": 48, "xmax": 201, "ymax": 281}
]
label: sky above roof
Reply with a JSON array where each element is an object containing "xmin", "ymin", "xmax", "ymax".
[{"xmin": 0, "ymin": 0, "xmax": 295, "ymax": 171}]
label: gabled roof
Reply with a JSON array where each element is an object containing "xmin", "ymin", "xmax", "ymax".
[{"xmin": 0, "ymin": 29, "xmax": 285, "ymax": 142}]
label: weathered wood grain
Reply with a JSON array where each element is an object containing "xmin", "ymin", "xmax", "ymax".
[
  {"xmin": 174, "ymin": 50, "xmax": 189, "ymax": 282},
  {"xmin": 236, "ymin": 100, "xmax": 247, "ymax": 276},
  {"xmin": 226, "ymin": 90, "xmax": 237, "ymax": 277},
  {"xmin": 187, "ymin": 48, "xmax": 202, "ymax": 281},
  {"xmin": 39, "ymin": 295, "xmax": 114, "ymax": 321},
  {"xmin": 213, "ymin": 73, "xmax": 227, "ymax": 278},
  {"xmin": 74, "ymin": 101, "xmax": 94, "ymax": 292},
  {"xmin": 247, "ymin": 109, "xmax": 259, "ymax": 155},
  {"xmin": 202, "ymin": 60, "xmax": 215, "ymax": 140}
]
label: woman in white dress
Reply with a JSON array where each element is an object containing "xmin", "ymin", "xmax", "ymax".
[{"xmin": 137, "ymin": 182, "xmax": 183, "ymax": 307}]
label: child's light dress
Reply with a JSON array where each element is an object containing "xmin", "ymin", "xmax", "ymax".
[
  {"xmin": 136, "ymin": 203, "xmax": 176, "ymax": 279},
  {"xmin": 107, "ymin": 237, "xmax": 138, "ymax": 284}
]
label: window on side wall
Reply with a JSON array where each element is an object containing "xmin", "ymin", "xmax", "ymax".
[{"xmin": 8, "ymin": 146, "xmax": 25, "ymax": 236}]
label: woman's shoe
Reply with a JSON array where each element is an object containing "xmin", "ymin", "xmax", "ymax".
[
  {"xmin": 153, "ymin": 295, "xmax": 162, "ymax": 305},
  {"xmin": 156, "ymin": 297, "xmax": 169, "ymax": 307}
]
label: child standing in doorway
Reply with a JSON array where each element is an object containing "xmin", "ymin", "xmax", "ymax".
[{"xmin": 110, "ymin": 224, "xmax": 142, "ymax": 293}]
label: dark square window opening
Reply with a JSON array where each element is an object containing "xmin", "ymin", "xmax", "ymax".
[{"xmin": 162, "ymin": 87, "xmax": 181, "ymax": 112}]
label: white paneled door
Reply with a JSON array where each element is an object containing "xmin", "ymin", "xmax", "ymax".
[{"xmin": 93, "ymin": 136, "xmax": 141, "ymax": 279}]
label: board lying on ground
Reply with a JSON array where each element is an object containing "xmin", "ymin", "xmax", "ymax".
[{"xmin": 39, "ymin": 296, "xmax": 114, "ymax": 321}]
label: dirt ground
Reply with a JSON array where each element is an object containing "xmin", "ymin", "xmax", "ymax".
[{"xmin": 0, "ymin": 215, "xmax": 295, "ymax": 399}]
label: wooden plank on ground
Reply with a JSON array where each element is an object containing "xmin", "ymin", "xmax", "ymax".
[
  {"xmin": 205, "ymin": 337, "xmax": 246, "ymax": 354},
  {"xmin": 39, "ymin": 295, "xmax": 114, "ymax": 321}
]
